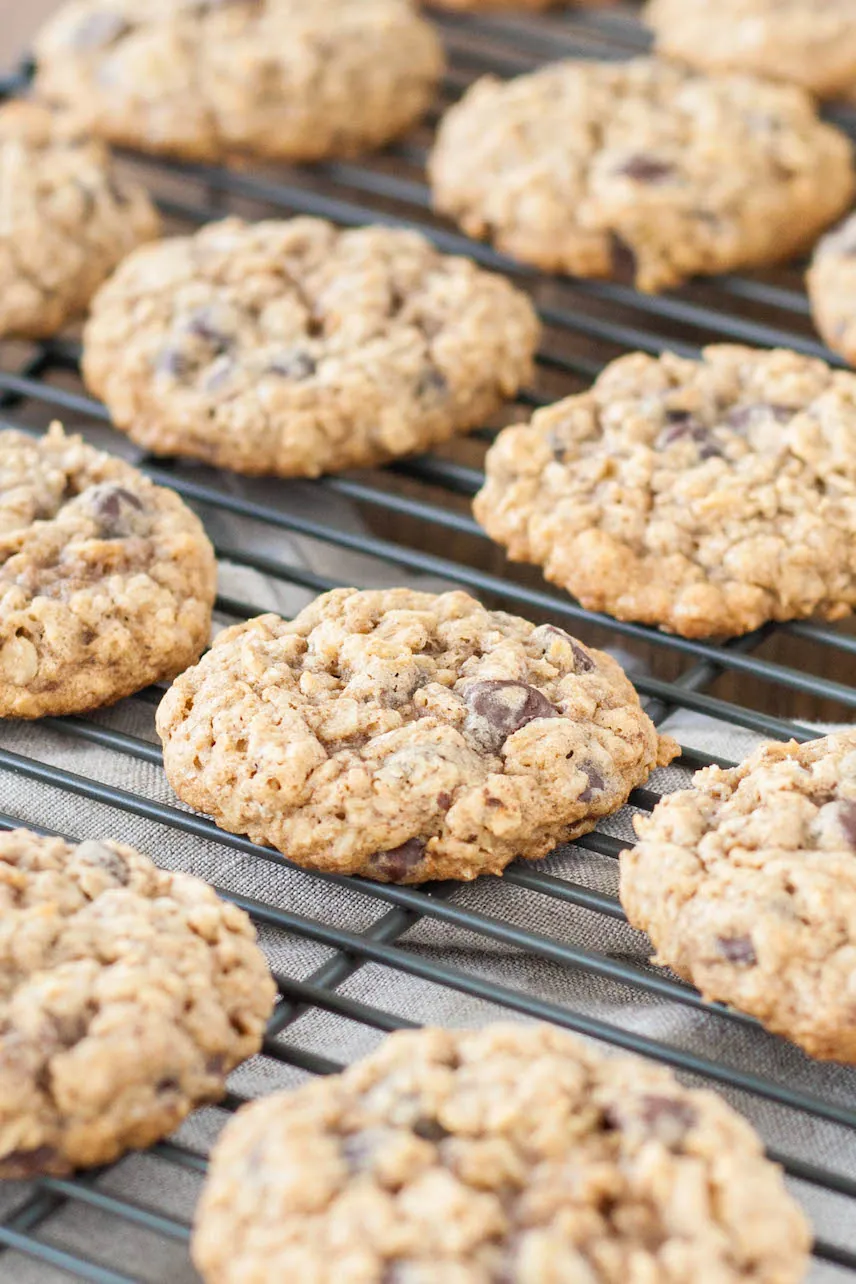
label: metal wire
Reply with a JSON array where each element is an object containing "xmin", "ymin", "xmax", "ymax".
[{"xmin": 1, "ymin": 5, "xmax": 856, "ymax": 1279}]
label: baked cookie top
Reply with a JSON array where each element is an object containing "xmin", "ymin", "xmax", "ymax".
[
  {"xmin": 475, "ymin": 345, "xmax": 856, "ymax": 639},
  {"xmin": 0, "ymin": 101, "xmax": 159, "ymax": 340},
  {"xmin": 82, "ymin": 217, "xmax": 540, "ymax": 478},
  {"xmin": 192, "ymin": 1023, "xmax": 810, "ymax": 1284},
  {"xmin": 807, "ymin": 213, "xmax": 856, "ymax": 367},
  {"xmin": 34, "ymin": 0, "xmax": 443, "ymax": 163},
  {"xmin": 429, "ymin": 57, "xmax": 854, "ymax": 293},
  {"xmin": 646, "ymin": 0, "xmax": 856, "ymax": 99},
  {"xmin": 156, "ymin": 588, "xmax": 676, "ymax": 883},
  {"xmin": 621, "ymin": 731, "xmax": 856, "ymax": 1062},
  {"xmin": 0, "ymin": 828, "xmax": 276, "ymax": 1177},
  {"xmin": 0, "ymin": 423, "xmax": 216, "ymax": 718}
]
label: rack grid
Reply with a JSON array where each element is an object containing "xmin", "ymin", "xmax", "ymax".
[{"xmin": 1, "ymin": 5, "xmax": 856, "ymax": 1280}]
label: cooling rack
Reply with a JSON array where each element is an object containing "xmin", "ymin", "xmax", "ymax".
[{"xmin": 1, "ymin": 5, "xmax": 856, "ymax": 1281}]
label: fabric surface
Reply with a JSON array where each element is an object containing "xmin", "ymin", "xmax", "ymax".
[{"xmin": 0, "ymin": 482, "xmax": 853, "ymax": 1283}]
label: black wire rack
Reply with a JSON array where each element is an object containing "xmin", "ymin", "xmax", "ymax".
[{"xmin": 1, "ymin": 5, "xmax": 856, "ymax": 1281}]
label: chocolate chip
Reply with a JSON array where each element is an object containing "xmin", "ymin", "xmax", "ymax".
[
  {"xmin": 726, "ymin": 403, "xmax": 792, "ymax": 430},
  {"xmin": 186, "ymin": 307, "xmax": 233, "ymax": 353},
  {"xmin": 0, "ymin": 1145, "xmax": 61, "ymax": 1177},
  {"xmin": 465, "ymin": 680, "xmax": 560, "ymax": 754},
  {"xmin": 87, "ymin": 485, "xmax": 147, "ymax": 539},
  {"xmin": 579, "ymin": 768, "xmax": 606, "ymax": 802},
  {"xmin": 75, "ymin": 840, "xmax": 130, "ymax": 886},
  {"xmin": 437, "ymin": 792, "xmax": 452, "ymax": 809},
  {"xmin": 547, "ymin": 430, "xmax": 568, "ymax": 462},
  {"xmin": 267, "ymin": 351, "xmax": 317, "ymax": 380},
  {"xmin": 839, "ymin": 800, "xmax": 856, "ymax": 849},
  {"xmin": 657, "ymin": 416, "xmax": 723, "ymax": 460},
  {"xmin": 534, "ymin": 625, "xmax": 596, "ymax": 673},
  {"xmin": 716, "ymin": 934, "xmax": 757, "ymax": 965},
  {"xmin": 640, "ymin": 1094, "xmax": 697, "ymax": 1142},
  {"xmin": 416, "ymin": 367, "xmax": 449, "ymax": 400},
  {"xmin": 71, "ymin": 10, "xmax": 130, "ymax": 49},
  {"xmin": 366, "ymin": 838, "xmax": 426, "ymax": 883},
  {"xmin": 157, "ymin": 1077, "xmax": 180, "ymax": 1094},
  {"xmin": 412, "ymin": 1117, "xmax": 449, "ymax": 1143},
  {"xmin": 617, "ymin": 155, "xmax": 675, "ymax": 183}
]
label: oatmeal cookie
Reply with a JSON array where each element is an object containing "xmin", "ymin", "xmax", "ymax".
[
  {"xmin": 0, "ymin": 423, "xmax": 216, "ymax": 719},
  {"xmin": 807, "ymin": 212, "xmax": 856, "ymax": 367},
  {"xmin": 193, "ymin": 1023, "xmax": 810, "ymax": 1284},
  {"xmin": 621, "ymin": 731, "xmax": 856, "ymax": 1062},
  {"xmin": 429, "ymin": 57, "xmax": 854, "ymax": 292},
  {"xmin": 82, "ymin": 217, "xmax": 539, "ymax": 478},
  {"xmin": 474, "ymin": 345, "xmax": 856, "ymax": 638},
  {"xmin": 0, "ymin": 100, "xmax": 159, "ymax": 340},
  {"xmin": 156, "ymin": 588, "xmax": 677, "ymax": 883},
  {"xmin": 0, "ymin": 828, "xmax": 276, "ymax": 1177},
  {"xmin": 646, "ymin": 0, "xmax": 856, "ymax": 100},
  {"xmin": 34, "ymin": 0, "xmax": 443, "ymax": 163}
]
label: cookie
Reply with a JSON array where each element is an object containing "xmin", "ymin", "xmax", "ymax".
[
  {"xmin": 646, "ymin": 0, "xmax": 856, "ymax": 100},
  {"xmin": 34, "ymin": 0, "xmax": 443, "ymax": 163},
  {"xmin": 0, "ymin": 828, "xmax": 276, "ymax": 1177},
  {"xmin": 429, "ymin": 57, "xmax": 854, "ymax": 293},
  {"xmin": 157, "ymin": 588, "xmax": 676, "ymax": 883},
  {"xmin": 0, "ymin": 423, "xmax": 217, "ymax": 719},
  {"xmin": 0, "ymin": 101, "xmax": 159, "ymax": 340},
  {"xmin": 82, "ymin": 217, "xmax": 540, "ymax": 478},
  {"xmin": 427, "ymin": 1, "xmax": 616, "ymax": 10},
  {"xmin": 192, "ymin": 1022, "xmax": 810, "ymax": 1284},
  {"xmin": 807, "ymin": 212, "xmax": 856, "ymax": 367},
  {"xmin": 475, "ymin": 345, "xmax": 856, "ymax": 639},
  {"xmin": 621, "ymin": 731, "xmax": 856, "ymax": 1062}
]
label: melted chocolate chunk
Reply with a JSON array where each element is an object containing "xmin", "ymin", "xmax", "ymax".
[
  {"xmin": 366, "ymin": 838, "xmax": 426, "ymax": 882},
  {"xmin": 716, "ymin": 934, "xmax": 757, "ymax": 966},
  {"xmin": 186, "ymin": 307, "xmax": 233, "ymax": 353},
  {"xmin": 156, "ymin": 346, "xmax": 191, "ymax": 379},
  {"xmin": 579, "ymin": 767, "xmax": 606, "ymax": 803},
  {"xmin": 0, "ymin": 1145, "xmax": 61, "ymax": 1177},
  {"xmin": 437, "ymin": 791, "xmax": 452, "ymax": 810},
  {"xmin": 535, "ymin": 625, "xmax": 596, "ymax": 673},
  {"xmin": 657, "ymin": 416, "xmax": 723, "ymax": 460},
  {"xmin": 839, "ymin": 799, "xmax": 856, "ymax": 849},
  {"xmin": 412, "ymin": 1117, "xmax": 450, "ymax": 1143},
  {"xmin": 618, "ymin": 155, "xmax": 675, "ymax": 183},
  {"xmin": 71, "ymin": 10, "xmax": 130, "ymax": 50},
  {"xmin": 465, "ymin": 680, "xmax": 560, "ymax": 754},
  {"xmin": 157, "ymin": 1077, "xmax": 180, "ymax": 1094},
  {"xmin": 87, "ymin": 485, "xmax": 147, "ymax": 539},
  {"xmin": 76, "ymin": 840, "xmax": 130, "ymax": 885},
  {"xmin": 268, "ymin": 350, "xmax": 317, "ymax": 380},
  {"xmin": 726, "ymin": 403, "xmax": 792, "ymax": 430}
]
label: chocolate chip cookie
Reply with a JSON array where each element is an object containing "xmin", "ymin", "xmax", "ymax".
[
  {"xmin": 646, "ymin": 0, "xmax": 856, "ymax": 99},
  {"xmin": 807, "ymin": 212, "xmax": 856, "ymax": 366},
  {"xmin": 82, "ymin": 217, "xmax": 540, "ymax": 478},
  {"xmin": 156, "ymin": 588, "xmax": 677, "ymax": 883},
  {"xmin": 0, "ymin": 423, "xmax": 217, "ymax": 719},
  {"xmin": 34, "ymin": 0, "xmax": 443, "ymax": 163},
  {"xmin": 193, "ymin": 1023, "xmax": 810, "ymax": 1284},
  {"xmin": 621, "ymin": 731, "xmax": 856, "ymax": 1062},
  {"xmin": 0, "ymin": 100, "xmax": 159, "ymax": 340},
  {"xmin": 429, "ymin": 57, "xmax": 854, "ymax": 293},
  {"xmin": 0, "ymin": 828, "xmax": 276, "ymax": 1177},
  {"xmin": 475, "ymin": 345, "xmax": 856, "ymax": 639},
  {"xmin": 428, "ymin": 1, "xmax": 616, "ymax": 9}
]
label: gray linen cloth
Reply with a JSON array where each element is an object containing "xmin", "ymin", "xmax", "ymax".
[{"xmin": 0, "ymin": 484, "xmax": 853, "ymax": 1283}]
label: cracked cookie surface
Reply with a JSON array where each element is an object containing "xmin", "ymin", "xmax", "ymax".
[
  {"xmin": 82, "ymin": 217, "xmax": 540, "ymax": 478},
  {"xmin": 34, "ymin": 0, "xmax": 443, "ymax": 163},
  {"xmin": 646, "ymin": 0, "xmax": 856, "ymax": 99},
  {"xmin": 807, "ymin": 212, "xmax": 856, "ymax": 367},
  {"xmin": 475, "ymin": 345, "xmax": 856, "ymax": 639},
  {"xmin": 429, "ymin": 57, "xmax": 854, "ymax": 293},
  {"xmin": 193, "ymin": 1022, "xmax": 810, "ymax": 1284},
  {"xmin": 0, "ymin": 828, "xmax": 276, "ymax": 1176},
  {"xmin": 0, "ymin": 423, "xmax": 216, "ymax": 718},
  {"xmin": 621, "ymin": 731, "xmax": 856, "ymax": 1062},
  {"xmin": 0, "ymin": 101, "xmax": 159, "ymax": 340},
  {"xmin": 156, "ymin": 587, "xmax": 676, "ymax": 883}
]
